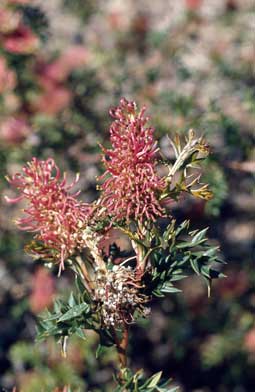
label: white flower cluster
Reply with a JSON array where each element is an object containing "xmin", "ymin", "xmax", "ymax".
[{"xmin": 94, "ymin": 265, "xmax": 150, "ymax": 327}]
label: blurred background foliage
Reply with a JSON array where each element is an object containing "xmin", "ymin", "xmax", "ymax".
[{"xmin": 0, "ymin": 0, "xmax": 254, "ymax": 391}]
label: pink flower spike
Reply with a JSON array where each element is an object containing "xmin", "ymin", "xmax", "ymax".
[
  {"xmin": 99, "ymin": 98, "xmax": 165, "ymax": 224},
  {"xmin": 6, "ymin": 158, "xmax": 91, "ymax": 271}
]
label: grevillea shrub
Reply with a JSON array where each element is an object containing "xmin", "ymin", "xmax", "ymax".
[{"xmin": 6, "ymin": 98, "xmax": 225, "ymax": 391}]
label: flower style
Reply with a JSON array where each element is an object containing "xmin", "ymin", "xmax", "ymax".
[
  {"xmin": 5, "ymin": 158, "xmax": 91, "ymax": 273},
  {"xmin": 99, "ymin": 98, "xmax": 166, "ymax": 223}
]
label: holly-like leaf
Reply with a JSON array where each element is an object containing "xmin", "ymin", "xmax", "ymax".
[
  {"xmin": 145, "ymin": 220, "xmax": 225, "ymax": 298},
  {"xmin": 58, "ymin": 303, "xmax": 90, "ymax": 322},
  {"xmin": 36, "ymin": 291, "xmax": 92, "ymax": 344}
]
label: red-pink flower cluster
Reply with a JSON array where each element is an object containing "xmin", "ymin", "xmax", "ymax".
[
  {"xmin": 3, "ymin": 24, "xmax": 39, "ymax": 54},
  {"xmin": 0, "ymin": 117, "xmax": 31, "ymax": 145},
  {"xmin": 6, "ymin": 158, "xmax": 91, "ymax": 272},
  {"xmin": 0, "ymin": 5, "xmax": 39, "ymax": 55},
  {"xmin": 39, "ymin": 46, "xmax": 88, "ymax": 83},
  {"xmin": 185, "ymin": 0, "xmax": 203, "ymax": 11},
  {"xmin": 244, "ymin": 328, "xmax": 255, "ymax": 354},
  {"xmin": 32, "ymin": 83, "xmax": 72, "ymax": 116},
  {"xmin": 29, "ymin": 266, "xmax": 55, "ymax": 314},
  {"xmin": 100, "ymin": 98, "xmax": 165, "ymax": 223},
  {"xmin": 33, "ymin": 46, "xmax": 88, "ymax": 115}
]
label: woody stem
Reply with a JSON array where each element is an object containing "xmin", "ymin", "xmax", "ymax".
[
  {"xmin": 118, "ymin": 326, "xmax": 129, "ymax": 368},
  {"xmin": 112, "ymin": 325, "xmax": 129, "ymax": 379}
]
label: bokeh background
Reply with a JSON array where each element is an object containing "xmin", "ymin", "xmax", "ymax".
[{"xmin": 0, "ymin": 0, "xmax": 254, "ymax": 391}]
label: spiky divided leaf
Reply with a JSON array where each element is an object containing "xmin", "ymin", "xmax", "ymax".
[
  {"xmin": 36, "ymin": 292, "xmax": 92, "ymax": 343},
  {"xmin": 145, "ymin": 220, "xmax": 225, "ymax": 298},
  {"xmin": 58, "ymin": 303, "xmax": 90, "ymax": 322}
]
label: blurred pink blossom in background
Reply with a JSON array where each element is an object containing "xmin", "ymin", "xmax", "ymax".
[
  {"xmin": 37, "ymin": 45, "xmax": 88, "ymax": 84},
  {"xmin": 3, "ymin": 24, "xmax": 39, "ymax": 54},
  {"xmin": 29, "ymin": 267, "xmax": 55, "ymax": 314},
  {"xmin": 185, "ymin": 0, "xmax": 203, "ymax": 10},
  {"xmin": 244, "ymin": 329, "xmax": 255, "ymax": 354},
  {"xmin": 0, "ymin": 117, "xmax": 31, "ymax": 145},
  {"xmin": 33, "ymin": 85, "xmax": 72, "ymax": 115},
  {"xmin": 32, "ymin": 46, "xmax": 88, "ymax": 115}
]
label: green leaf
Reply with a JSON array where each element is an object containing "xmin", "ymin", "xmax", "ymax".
[
  {"xmin": 201, "ymin": 265, "xmax": 211, "ymax": 278},
  {"xmin": 152, "ymin": 289, "xmax": 165, "ymax": 297},
  {"xmin": 68, "ymin": 292, "xmax": 76, "ymax": 307},
  {"xmin": 143, "ymin": 371, "xmax": 162, "ymax": 388},
  {"xmin": 96, "ymin": 344, "xmax": 102, "ymax": 358},
  {"xmin": 147, "ymin": 219, "xmax": 225, "ymax": 301},
  {"xmin": 170, "ymin": 274, "xmax": 187, "ymax": 282},
  {"xmin": 161, "ymin": 282, "xmax": 182, "ymax": 294},
  {"xmin": 75, "ymin": 327, "xmax": 87, "ymax": 340},
  {"xmin": 160, "ymin": 387, "xmax": 179, "ymax": 392},
  {"xmin": 191, "ymin": 228, "xmax": 208, "ymax": 245},
  {"xmin": 58, "ymin": 303, "xmax": 90, "ymax": 322},
  {"xmin": 201, "ymin": 246, "xmax": 219, "ymax": 257},
  {"xmin": 190, "ymin": 258, "xmax": 200, "ymax": 275},
  {"xmin": 175, "ymin": 220, "xmax": 189, "ymax": 236},
  {"xmin": 53, "ymin": 299, "xmax": 62, "ymax": 313},
  {"xmin": 175, "ymin": 241, "xmax": 189, "ymax": 249},
  {"xmin": 44, "ymin": 312, "xmax": 62, "ymax": 322}
]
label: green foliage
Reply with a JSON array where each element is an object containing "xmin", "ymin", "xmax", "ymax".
[
  {"xmin": 146, "ymin": 220, "xmax": 225, "ymax": 298},
  {"xmin": 114, "ymin": 369, "xmax": 178, "ymax": 392},
  {"xmin": 37, "ymin": 290, "xmax": 91, "ymax": 345},
  {"xmin": 62, "ymin": 0, "xmax": 97, "ymax": 22},
  {"xmin": 159, "ymin": 91, "xmax": 195, "ymax": 117},
  {"xmin": 203, "ymin": 161, "xmax": 228, "ymax": 216},
  {"xmin": 201, "ymin": 333, "xmax": 244, "ymax": 369},
  {"xmin": 9, "ymin": 341, "xmax": 85, "ymax": 391},
  {"xmin": 21, "ymin": 5, "xmax": 49, "ymax": 42}
]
